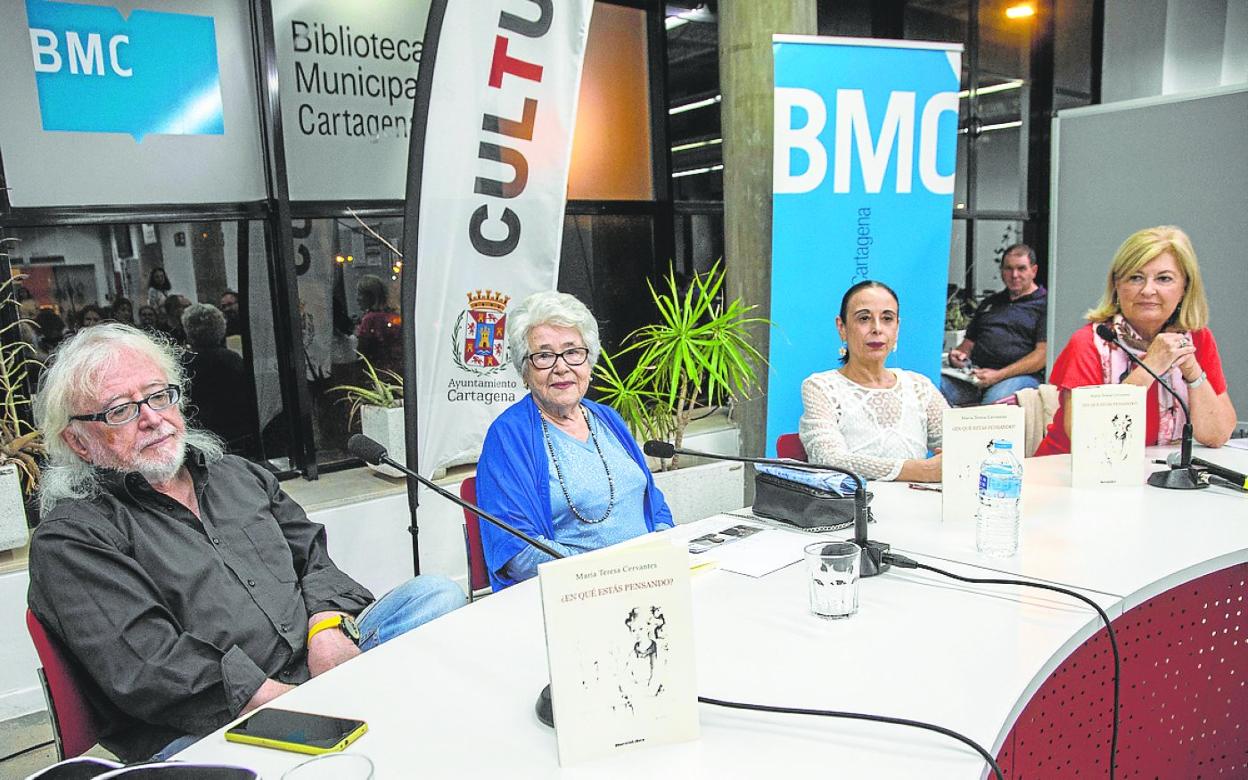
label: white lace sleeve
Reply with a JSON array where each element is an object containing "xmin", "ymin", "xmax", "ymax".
[
  {"xmin": 916, "ymin": 373, "xmax": 948, "ymax": 450},
  {"xmin": 798, "ymin": 373, "xmax": 905, "ymax": 481}
]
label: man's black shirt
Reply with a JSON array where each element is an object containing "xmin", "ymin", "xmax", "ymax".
[
  {"xmin": 27, "ymin": 451, "xmax": 373, "ymax": 761},
  {"xmin": 966, "ymin": 285, "xmax": 1048, "ymax": 375}
]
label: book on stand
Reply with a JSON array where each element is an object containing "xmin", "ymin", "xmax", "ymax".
[
  {"xmin": 537, "ymin": 539, "xmax": 699, "ymax": 766},
  {"xmin": 1070, "ymin": 384, "xmax": 1146, "ymax": 486},
  {"xmin": 941, "ymin": 405, "xmax": 1026, "ymax": 522}
]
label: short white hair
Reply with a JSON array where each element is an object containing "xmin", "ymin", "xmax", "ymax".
[{"xmin": 507, "ymin": 291, "xmax": 600, "ymax": 380}]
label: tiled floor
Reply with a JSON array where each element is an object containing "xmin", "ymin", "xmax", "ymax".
[
  {"xmin": 0, "ymin": 711, "xmax": 115, "ymax": 778},
  {"xmin": 0, "ymin": 711, "xmax": 57, "ymax": 778}
]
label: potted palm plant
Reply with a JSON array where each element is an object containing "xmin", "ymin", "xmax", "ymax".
[
  {"xmin": 594, "ymin": 260, "xmax": 766, "ymax": 471},
  {"xmin": 0, "ymin": 264, "xmax": 44, "ymax": 551},
  {"xmin": 331, "ymin": 353, "xmax": 404, "ymax": 477}
]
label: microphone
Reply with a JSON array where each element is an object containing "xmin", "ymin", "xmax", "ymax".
[
  {"xmin": 644, "ymin": 440, "xmax": 889, "ymax": 577},
  {"xmin": 348, "ymin": 434, "xmax": 564, "ymax": 728},
  {"xmin": 1166, "ymin": 451, "xmax": 1248, "ymax": 491},
  {"xmin": 347, "ymin": 435, "xmax": 565, "ymax": 560},
  {"xmin": 1094, "ymin": 324, "xmax": 1204, "ymax": 491}
]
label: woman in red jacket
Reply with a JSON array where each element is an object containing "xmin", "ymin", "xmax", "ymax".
[{"xmin": 1036, "ymin": 226, "xmax": 1236, "ymax": 455}]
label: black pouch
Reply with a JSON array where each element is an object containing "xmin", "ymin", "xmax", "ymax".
[{"xmin": 751, "ymin": 471, "xmax": 873, "ymax": 532}]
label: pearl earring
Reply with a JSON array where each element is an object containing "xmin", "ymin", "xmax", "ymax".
[{"xmin": 838, "ymin": 343, "xmax": 847, "ymax": 359}]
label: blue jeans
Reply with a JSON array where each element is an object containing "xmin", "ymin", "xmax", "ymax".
[
  {"xmin": 941, "ymin": 373, "xmax": 1040, "ymax": 406},
  {"xmin": 355, "ymin": 575, "xmax": 467, "ymax": 650},
  {"xmin": 152, "ymin": 576, "xmax": 465, "ymax": 760}
]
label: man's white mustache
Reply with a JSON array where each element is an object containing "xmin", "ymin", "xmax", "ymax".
[{"xmin": 137, "ymin": 425, "xmax": 179, "ymax": 450}]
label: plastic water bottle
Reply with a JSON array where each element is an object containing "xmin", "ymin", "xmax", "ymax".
[{"xmin": 976, "ymin": 439, "xmax": 1022, "ymax": 557}]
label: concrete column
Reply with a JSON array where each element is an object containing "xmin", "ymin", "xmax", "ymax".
[{"xmin": 718, "ymin": 0, "xmax": 816, "ymax": 474}]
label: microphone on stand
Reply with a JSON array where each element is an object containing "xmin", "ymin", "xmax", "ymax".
[
  {"xmin": 642, "ymin": 440, "xmax": 889, "ymax": 577},
  {"xmin": 348, "ymin": 435, "xmax": 565, "ymax": 559},
  {"xmin": 1166, "ymin": 451, "xmax": 1248, "ymax": 492},
  {"xmin": 347, "ymin": 434, "xmax": 564, "ymax": 728},
  {"xmin": 1094, "ymin": 324, "xmax": 1204, "ymax": 491}
]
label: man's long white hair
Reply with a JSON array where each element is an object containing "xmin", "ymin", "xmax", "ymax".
[{"xmin": 36, "ymin": 323, "xmax": 223, "ymax": 514}]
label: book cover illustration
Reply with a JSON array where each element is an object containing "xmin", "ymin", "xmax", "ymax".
[
  {"xmin": 1070, "ymin": 384, "xmax": 1146, "ymax": 486},
  {"xmin": 941, "ymin": 405, "xmax": 1026, "ymax": 523},
  {"xmin": 538, "ymin": 540, "xmax": 699, "ymax": 766}
]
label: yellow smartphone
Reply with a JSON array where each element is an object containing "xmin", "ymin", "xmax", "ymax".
[{"xmin": 225, "ymin": 707, "xmax": 368, "ymax": 755}]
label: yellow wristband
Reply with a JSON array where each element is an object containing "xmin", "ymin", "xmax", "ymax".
[{"xmin": 307, "ymin": 616, "xmax": 344, "ymax": 644}]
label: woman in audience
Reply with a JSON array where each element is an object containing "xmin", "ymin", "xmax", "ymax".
[
  {"xmin": 146, "ymin": 266, "xmax": 172, "ymax": 309},
  {"xmin": 354, "ymin": 274, "xmax": 402, "ymax": 374},
  {"xmin": 1035, "ymin": 226, "xmax": 1235, "ymax": 454},
  {"xmin": 799, "ymin": 280, "xmax": 946, "ymax": 482},
  {"xmin": 475, "ymin": 291, "xmax": 673, "ymax": 589}
]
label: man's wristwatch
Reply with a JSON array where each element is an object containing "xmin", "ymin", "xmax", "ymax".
[
  {"xmin": 1185, "ymin": 370, "xmax": 1208, "ymax": 389},
  {"xmin": 307, "ymin": 615, "xmax": 361, "ymax": 645}
]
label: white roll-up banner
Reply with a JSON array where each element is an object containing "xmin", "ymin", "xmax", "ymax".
[{"xmin": 401, "ymin": 0, "xmax": 595, "ymax": 501}]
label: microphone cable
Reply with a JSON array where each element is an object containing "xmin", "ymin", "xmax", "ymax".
[
  {"xmin": 883, "ymin": 552, "xmax": 1121, "ymax": 780},
  {"xmin": 696, "ymin": 695, "xmax": 1004, "ymax": 780}
]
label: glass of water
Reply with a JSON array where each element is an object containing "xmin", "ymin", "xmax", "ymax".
[{"xmin": 804, "ymin": 541, "xmax": 862, "ymax": 619}]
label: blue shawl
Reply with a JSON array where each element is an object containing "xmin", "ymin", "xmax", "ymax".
[{"xmin": 475, "ymin": 394, "xmax": 673, "ymax": 590}]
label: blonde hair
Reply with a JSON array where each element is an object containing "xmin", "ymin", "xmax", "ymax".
[{"xmin": 1085, "ymin": 225, "xmax": 1209, "ymax": 331}]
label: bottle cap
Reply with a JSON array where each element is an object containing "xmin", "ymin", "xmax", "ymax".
[{"xmin": 993, "ymin": 439, "xmax": 1013, "ymax": 450}]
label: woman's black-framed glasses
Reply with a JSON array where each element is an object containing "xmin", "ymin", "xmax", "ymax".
[
  {"xmin": 70, "ymin": 385, "xmax": 182, "ymax": 426},
  {"xmin": 526, "ymin": 347, "xmax": 590, "ymax": 370}
]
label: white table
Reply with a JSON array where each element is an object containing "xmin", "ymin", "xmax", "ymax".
[
  {"xmin": 177, "ymin": 446, "xmax": 1248, "ymax": 777},
  {"xmin": 862, "ymin": 445, "xmax": 1248, "ymax": 609}
]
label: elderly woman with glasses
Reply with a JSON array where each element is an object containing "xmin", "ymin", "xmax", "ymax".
[
  {"xmin": 475, "ymin": 291, "xmax": 674, "ymax": 590},
  {"xmin": 1035, "ymin": 226, "xmax": 1236, "ymax": 454}
]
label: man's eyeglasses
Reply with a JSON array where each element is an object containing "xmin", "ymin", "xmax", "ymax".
[
  {"xmin": 526, "ymin": 347, "xmax": 590, "ymax": 370},
  {"xmin": 71, "ymin": 385, "xmax": 181, "ymax": 426}
]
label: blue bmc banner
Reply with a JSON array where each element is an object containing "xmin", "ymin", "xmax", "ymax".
[
  {"xmin": 765, "ymin": 36, "xmax": 962, "ymax": 455},
  {"xmin": 25, "ymin": 0, "xmax": 223, "ymax": 141}
]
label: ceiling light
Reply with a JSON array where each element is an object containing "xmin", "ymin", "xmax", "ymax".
[
  {"xmin": 669, "ymin": 94, "xmax": 721, "ymax": 116},
  {"xmin": 1005, "ymin": 4, "xmax": 1035, "ymax": 19}
]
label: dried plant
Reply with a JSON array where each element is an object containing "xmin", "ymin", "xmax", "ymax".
[{"xmin": 0, "ymin": 248, "xmax": 45, "ymax": 495}]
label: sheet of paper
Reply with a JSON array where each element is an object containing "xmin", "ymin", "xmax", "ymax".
[{"xmin": 696, "ymin": 526, "xmax": 807, "ymax": 578}]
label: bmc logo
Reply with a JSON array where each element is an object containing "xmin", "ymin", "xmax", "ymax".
[
  {"xmin": 25, "ymin": 0, "xmax": 224, "ymax": 141},
  {"xmin": 774, "ymin": 87, "xmax": 958, "ymax": 195}
]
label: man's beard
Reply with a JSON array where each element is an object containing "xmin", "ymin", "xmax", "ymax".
[{"xmin": 86, "ymin": 425, "xmax": 187, "ymax": 485}]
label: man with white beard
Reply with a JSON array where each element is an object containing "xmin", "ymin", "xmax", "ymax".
[{"xmin": 27, "ymin": 324, "xmax": 465, "ymax": 762}]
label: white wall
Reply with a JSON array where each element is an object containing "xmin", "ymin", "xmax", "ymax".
[
  {"xmin": 155, "ymin": 224, "xmax": 198, "ymax": 303},
  {"xmin": 9, "ymin": 226, "xmax": 112, "ymax": 308},
  {"xmin": 1104, "ymin": 0, "xmax": 1248, "ymax": 102}
]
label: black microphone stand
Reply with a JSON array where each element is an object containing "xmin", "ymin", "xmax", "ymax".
[
  {"xmin": 347, "ymin": 436, "xmax": 564, "ymax": 726},
  {"xmin": 1094, "ymin": 325, "xmax": 1204, "ymax": 490},
  {"xmin": 645, "ymin": 442, "xmax": 889, "ymax": 577}
]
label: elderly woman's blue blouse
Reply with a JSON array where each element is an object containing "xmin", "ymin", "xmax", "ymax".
[{"xmin": 475, "ymin": 393, "xmax": 674, "ymax": 590}]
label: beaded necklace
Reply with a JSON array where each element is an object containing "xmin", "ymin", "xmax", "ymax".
[{"xmin": 539, "ymin": 405, "xmax": 615, "ymax": 524}]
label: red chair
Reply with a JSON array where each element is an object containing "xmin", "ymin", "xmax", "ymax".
[
  {"xmin": 775, "ymin": 433, "xmax": 809, "ymax": 462},
  {"xmin": 26, "ymin": 609, "xmax": 106, "ymax": 760},
  {"xmin": 459, "ymin": 477, "xmax": 492, "ymax": 601}
]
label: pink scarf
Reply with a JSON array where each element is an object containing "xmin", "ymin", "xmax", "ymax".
[{"xmin": 1092, "ymin": 315, "xmax": 1189, "ymax": 445}]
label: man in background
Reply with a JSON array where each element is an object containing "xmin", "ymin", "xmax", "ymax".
[{"xmin": 942, "ymin": 243, "xmax": 1048, "ymax": 406}]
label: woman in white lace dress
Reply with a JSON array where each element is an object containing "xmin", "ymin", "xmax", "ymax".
[{"xmin": 799, "ymin": 281, "xmax": 947, "ymax": 482}]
